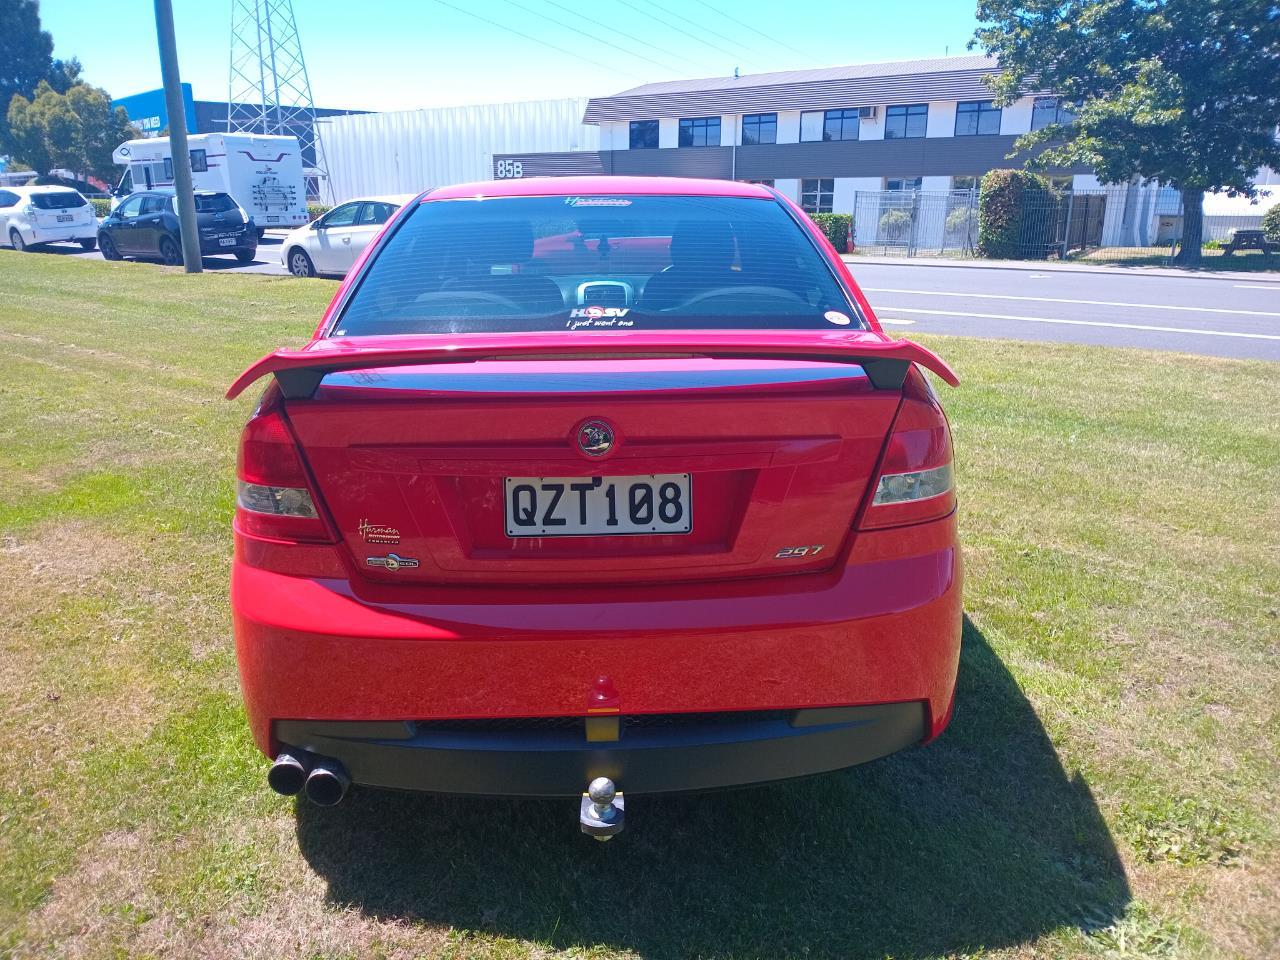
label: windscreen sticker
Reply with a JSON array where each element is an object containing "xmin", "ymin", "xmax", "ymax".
[
  {"xmin": 563, "ymin": 197, "xmax": 633, "ymax": 207},
  {"xmin": 566, "ymin": 306, "xmax": 634, "ymax": 329},
  {"xmin": 824, "ymin": 310, "xmax": 852, "ymax": 326}
]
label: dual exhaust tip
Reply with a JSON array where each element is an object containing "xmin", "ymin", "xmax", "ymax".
[{"xmin": 268, "ymin": 752, "xmax": 349, "ymax": 806}]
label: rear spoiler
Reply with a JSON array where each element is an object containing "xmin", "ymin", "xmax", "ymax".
[{"xmin": 226, "ymin": 331, "xmax": 959, "ymax": 400}]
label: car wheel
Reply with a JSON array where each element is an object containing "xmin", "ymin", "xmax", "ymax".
[
  {"xmin": 79, "ymin": 238, "xmax": 97, "ymax": 252},
  {"xmin": 99, "ymin": 234, "xmax": 122, "ymax": 261},
  {"xmin": 235, "ymin": 249, "xmax": 255, "ymax": 264},
  {"xmin": 159, "ymin": 236, "xmax": 183, "ymax": 266},
  {"xmin": 288, "ymin": 248, "xmax": 316, "ymax": 278},
  {"xmin": 9, "ymin": 228, "xmax": 27, "ymax": 252}
]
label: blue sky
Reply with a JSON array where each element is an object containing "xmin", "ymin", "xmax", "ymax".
[{"xmin": 39, "ymin": 0, "xmax": 982, "ymax": 111}]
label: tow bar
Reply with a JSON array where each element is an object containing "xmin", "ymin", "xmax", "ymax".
[{"xmin": 579, "ymin": 777, "xmax": 625, "ymax": 840}]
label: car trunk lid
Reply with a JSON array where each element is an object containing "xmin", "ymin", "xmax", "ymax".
[{"xmin": 232, "ymin": 332, "xmax": 957, "ymax": 586}]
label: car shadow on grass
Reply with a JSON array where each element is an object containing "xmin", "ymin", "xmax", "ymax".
[{"xmin": 294, "ymin": 616, "xmax": 1130, "ymax": 959}]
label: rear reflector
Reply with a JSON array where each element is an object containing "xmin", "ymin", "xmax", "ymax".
[{"xmin": 235, "ymin": 399, "xmax": 331, "ymax": 542}]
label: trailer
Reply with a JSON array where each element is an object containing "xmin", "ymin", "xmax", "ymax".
[{"xmin": 111, "ymin": 133, "xmax": 308, "ymax": 233}]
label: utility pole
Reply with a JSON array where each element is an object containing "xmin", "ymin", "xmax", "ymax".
[{"xmin": 153, "ymin": 0, "xmax": 201, "ymax": 272}]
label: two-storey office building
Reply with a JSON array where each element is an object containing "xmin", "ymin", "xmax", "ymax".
[{"xmin": 493, "ymin": 55, "xmax": 1087, "ymax": 212}]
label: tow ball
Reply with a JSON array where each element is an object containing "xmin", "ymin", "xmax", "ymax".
[{"xmin": 579, "ymin": 777, "xmax": 625, "ymax": 840}]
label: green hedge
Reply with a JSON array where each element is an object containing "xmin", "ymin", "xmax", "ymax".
[
  {"xmin": 808, "ymin": 212, "xmax": 852, "ymax": 250},
  {"xmin": 307, "ymin": 203, "xmax": 331, "ymax": 221},
  {"xmin": 89, "ymin": 198, "xmax": 112, "ymax": 219},
  {"xmin": 977, "ymin": 169, "xmax": 1052, "ymax": 259},
  {"xmin": 1263, "ymin": 203, "xmax": 1280, "ymax": 244}
]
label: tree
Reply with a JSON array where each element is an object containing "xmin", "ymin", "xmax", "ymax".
[
  {"xmin": 975, "ymin": 0, "xmax": 1280, "ymax": 265},
  {"xmin": 0, "ymin": 0, "xmax": 81, "ymax": 152},
  {"xmin": 7, "ymin": 81, "xmax": 138, "ymax": 182}
]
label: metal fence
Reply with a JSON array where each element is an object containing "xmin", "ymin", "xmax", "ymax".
[{"xmin": 849, "ymin": 185, "xmax": 1274, "ymax": 264}]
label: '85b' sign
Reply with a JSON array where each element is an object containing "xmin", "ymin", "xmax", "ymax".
[{"xmin": 495, "ymin": 159, "xmax": 524, "ymax": 179}]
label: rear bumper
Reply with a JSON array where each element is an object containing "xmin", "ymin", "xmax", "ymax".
[
  {"xmin": 233, "ymin": 513, "xmax": 962, "ymax": 793},
  {"xmin": 199, "ymin": 235, "xmax": 256, "ymax": 255},
  {"xmin": 23, "ymin": 223, "xmax": 96, "ymax": 243},
  {"xmin": 276, "ymin": 703, "xmax": 926, "ymax": 797}
]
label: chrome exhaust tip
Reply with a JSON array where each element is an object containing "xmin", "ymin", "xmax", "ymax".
[
  {"xmin": 304, "ymin": 759, "xmax": 350, "ymax": 806},
  {"xmin": 267, "ymin": 752, "xmax": 308, "ymax": 796}
]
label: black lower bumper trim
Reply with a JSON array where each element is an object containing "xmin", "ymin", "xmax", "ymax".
[{"xmin": 274, "ymin": 702, "xmax": 926, "ymax": 797}]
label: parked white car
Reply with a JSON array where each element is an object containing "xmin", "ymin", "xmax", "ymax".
[
  {"xmin": 279, "ymin": 194, "xmax": 415, "ymax": 277},
  {"xmin": 0, "ymin": 185, "xmax": 98, "ymax": 252}
]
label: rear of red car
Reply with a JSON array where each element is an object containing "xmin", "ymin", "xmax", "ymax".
[{"xmin": 229, "ymin": 178, "xmax": 961, "ymax": 822}]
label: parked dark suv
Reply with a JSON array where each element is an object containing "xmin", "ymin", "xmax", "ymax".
[{"xmin": 99, "ymin": 190, "xmax": 257, "ymax": 265}]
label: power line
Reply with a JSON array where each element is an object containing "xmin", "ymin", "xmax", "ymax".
[
  {"xmin": 496, "ymin": 0, "xmax": 685, "ymax": 74},
  {"xmin": 540, "ymin": 0, "xmax": 690, "ymax": 67},
  {"xmin": 429, "ymin": 0, "xmax": 651, "ymax": 84},
  {"xmin": 633, "ymin": 0, "xmax": 775, "ymax": 62},
  {"xmin": 612, "ymin": 0, "xmax": 768, "ymax": 71},
  {"xmin": 690, "ymin": 0, "xmax": 809, "ymax": 59}
]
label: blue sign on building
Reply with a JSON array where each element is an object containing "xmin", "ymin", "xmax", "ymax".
[{"xmin": 112, "ymin": 84, "xmax": 199, "ymax": 137}]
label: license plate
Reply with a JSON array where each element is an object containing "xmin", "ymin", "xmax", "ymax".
[
  {"xmin": 218, "ymin": 237, "xmax": 237, "ymax": 247},
  {"xmin": 56, "ymin": 214, "xmax": 72, "ymax": 222},
  {"xmin": 505, "ymin": 474, "xmax": 691, "ymax": 537}
]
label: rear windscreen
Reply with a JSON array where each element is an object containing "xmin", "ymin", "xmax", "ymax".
[
  {"xmin": 188, "ymin": 194, "xmax": 237, "ymax": 213},
  {"xmin": 31, "ymin": 191, "xmax": 86, "ymax": 209},
  {"xmin": 333, "ymin": 195, "xmax": 865, "ymax": 336}
]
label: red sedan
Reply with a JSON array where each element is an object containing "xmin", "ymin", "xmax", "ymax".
[{"xmin": 228, "ymin": 177, "xmax": 961, "ymax": 837}]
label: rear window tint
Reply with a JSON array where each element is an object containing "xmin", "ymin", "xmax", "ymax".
[
  {"xmin": 191, "ymin": 193, "xmax": 237, "ymax": 213},
  {"xmin": 30, "ymin": 191, "xmax": 86, "ymax": 209},
  {"xmin": 333, "ymin": 195, "xmax": 864, "ymax": 336}
]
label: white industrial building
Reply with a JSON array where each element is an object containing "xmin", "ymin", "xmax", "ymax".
[{"xmin": 322, "ymin": 97, "xmax": 596, "ymax": 204}]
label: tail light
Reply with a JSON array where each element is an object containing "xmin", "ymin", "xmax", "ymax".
[
  {"xmin": 859, "ymin": 369, "xmax": 956, "ymax": 530},
  {"xmin": 235, "ymin": 394, "xmax": 332, "ymax": 542}
]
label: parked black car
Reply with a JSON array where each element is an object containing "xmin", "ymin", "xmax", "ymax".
[{"xmin": 98, "ymin": 190, "xmax": 257, "ymax": 265}]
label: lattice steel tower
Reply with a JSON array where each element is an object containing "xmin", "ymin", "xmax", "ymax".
[{"xmin": 227, "ymin": 0, "xmax": 330, "ymax": 200}]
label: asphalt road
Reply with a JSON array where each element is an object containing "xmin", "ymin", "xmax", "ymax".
[
  {"xmin": 43, "ymin": 231, "xmax": 294, "ymax": 276},
  {"xmin": 27, "ymin": 236, "xmax": 1280, "ymax": 361},
  {"xmin": 848, "ymin": 260, "xmax": 1280, "ymax": 361}
]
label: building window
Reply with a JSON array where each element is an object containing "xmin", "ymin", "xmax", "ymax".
[
  {"xmin": 800, "ymin": 109, "xmax": 860, "ymax": 142},
  {"xmin": 800, "ymin": 178, "xmax": 834, "ymax": 213},
  {"xmin": 885, "ymin": 177, "xmax": 923, "ymax": 192},
  {"xmin": 951, "ymin": 175, "xmax": 979, "ymax": 192},
  {"xmin": 741, "ymin": 113, "xmax": 776, "ymax": 145},
  {"xmin": 629, "ymin": 120, "xmax": 659, "ymax": 149},
  {"xmin": 1048, "ymin": 175, "xmax": 1074, "ymax": 191},
  {"xmin": 955, "ymin": 100, "xmax": 1002, "ymax": 136},
  {"xmin": 1030, "ymin": 96, "xmax": 1075, "ymax": 131},
  {"xmin": 679, "ymin": 116, "xmax": 721, "ymax": 147},
  {"xmin": 885, "ymin": 104, "xmax": 928, "ymax": 139}
]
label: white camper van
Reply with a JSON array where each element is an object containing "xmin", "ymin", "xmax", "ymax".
[{"xmin": 111, "ymin": 133, "xmax": 308, "ymax": 233}]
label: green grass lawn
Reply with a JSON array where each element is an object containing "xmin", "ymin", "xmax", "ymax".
[{"xmin": 1, "ymin": 251, "xmax": 1277, "ymax": 960}]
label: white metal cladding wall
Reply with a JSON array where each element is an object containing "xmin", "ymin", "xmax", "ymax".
[{"xmin": 322, "ymin": 98, "xmax": 598, "ymax": 203}]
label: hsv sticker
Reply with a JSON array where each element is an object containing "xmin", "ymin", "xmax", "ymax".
[
  {"xmin": 566, "ymin": 306, "xmax": 635, "ymax": 330},
  {"xmin": 824, "ymin": 310, "xmax": 852, "ymax": 325},
  {"xmin": 570, "ymin": 306, "xmax": 630, "ymax": 319}
]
